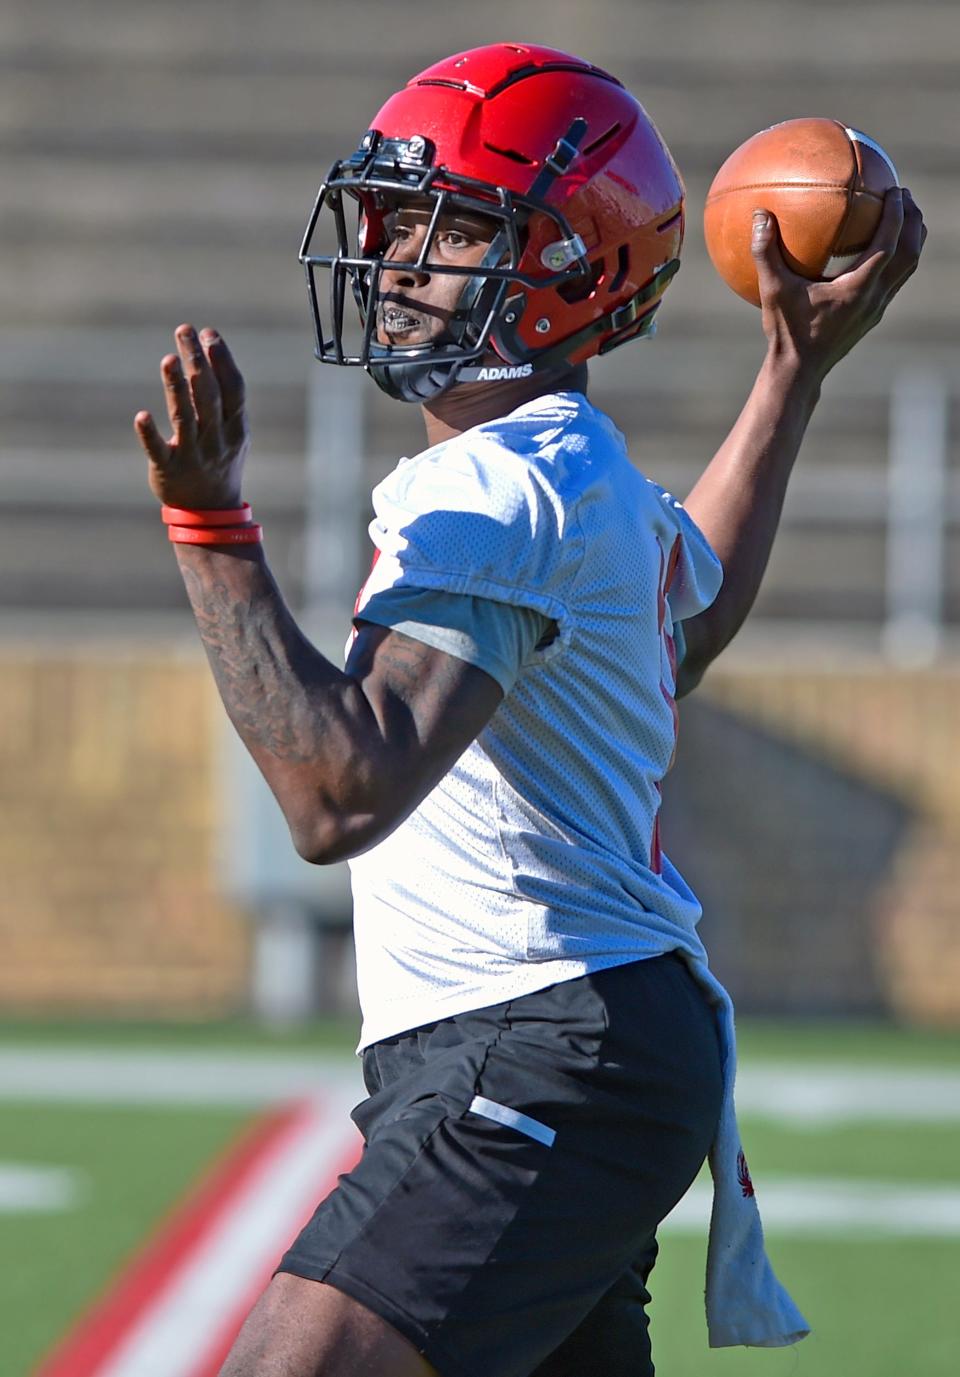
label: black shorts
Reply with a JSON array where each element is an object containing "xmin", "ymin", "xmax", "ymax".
[{"xmin": 278, "ymin": 955, "xmax": 723, "ymax": 1377}]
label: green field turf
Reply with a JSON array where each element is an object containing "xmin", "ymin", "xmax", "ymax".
[
  {"xmin": 2, "ymin": 1019, "xmax": 957, "ymax": 1377},
  {"xmin": 0, "ymin": 1102, "xmax": 251, "ymax": 1377},
  {"xmin": 652, "ymin": 1234, "xmax": 959, "ymax": 1377}
]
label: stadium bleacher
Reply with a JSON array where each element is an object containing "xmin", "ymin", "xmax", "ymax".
[
  {"xmin": 1, "ymin": 0, "xmax": 957, "ymax": 628},
  {"xmin": 1, "ymin": 1, "xmax": 959, "ymax": 1024}
]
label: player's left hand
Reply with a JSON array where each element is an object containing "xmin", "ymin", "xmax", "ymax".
[
  {"xmin": 134, "ymin": 324, "xmax": 249, "ymax": 509},
  {"xmin": 751, "ymin": 186, "xmax": 927, "ymax": 383}
]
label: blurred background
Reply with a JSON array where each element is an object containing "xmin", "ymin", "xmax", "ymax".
[{"xmin": 1, "ymin": 2, "xmax": 958, "ymax": 1375}]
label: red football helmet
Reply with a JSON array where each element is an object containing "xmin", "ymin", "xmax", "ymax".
[{"xmin": 300, "ymin": 43, "xmax": 685, "ymax": 401}]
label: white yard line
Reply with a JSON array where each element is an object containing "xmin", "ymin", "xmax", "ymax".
[
  {"xmin": 0, "ymin": 1048, "xmax": 957, "ymax": 1125},
  {"xmin": 733, "ymin": 1062, "xmax": 960, "ymax": 1125},
  {"xmin": 0, "ymin": 1048, "xmax": 363, "ymax": 1107},
  {"xmin": 7, "ymin": 1150, "xmax": 960, "ymax": 1238},
  {"xmin": 0, "ymin": 1163, "xmax": 86, "ymax": 1212},
  {"xmin": 664, "ymin": 1177, "xmax": 960, "ymax": 1237}
]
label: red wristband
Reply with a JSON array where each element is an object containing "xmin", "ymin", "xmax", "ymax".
[
  {"xmin": 168, "ymin": 523, "xmax": 263, "ymax": 546},
  {"xmin": 161, "ymin": 503, "xmax": 252, "ymax": 528}
]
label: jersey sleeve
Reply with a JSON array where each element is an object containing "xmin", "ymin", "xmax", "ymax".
[
  {"xmin": 358, "ymin": 435, "xmax": 580, "ymax": 664},
  {"xmin": 647, "ymin": 479, "xmax": 724, "ymax": 623},
  {"xmin": 355, "ymin": 586, "xmax": 554, "ymax": 695}
]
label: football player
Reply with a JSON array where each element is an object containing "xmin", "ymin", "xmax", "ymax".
[{"xmin": 135, "ymin": 43, "xmax": 925, "ymax": 1377}]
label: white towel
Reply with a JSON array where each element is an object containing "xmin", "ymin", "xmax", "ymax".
[{"xmin": 691, "ymin": 961, "xmax": 811, "ymax": 1348}]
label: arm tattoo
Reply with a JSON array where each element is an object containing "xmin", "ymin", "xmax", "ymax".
[
  {"xmin": 174, "ymin": 546, "xmax": 501, "ymax": 853},
  {"xmin": 178, "ymin": 548, "xmax": 355, "ymax": 767}
]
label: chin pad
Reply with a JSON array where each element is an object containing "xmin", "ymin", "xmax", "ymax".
[{"xmin": 367, "ymin": 351, "xmax": 466, "ymax": 403}]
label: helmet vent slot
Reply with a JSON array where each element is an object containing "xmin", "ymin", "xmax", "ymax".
[
  {"xmin": 486, "ymin": 62, "xmax": 621, "ymax": 99},
  {"xmin": 557, "ymin": 259, "xmax": 604, "ymax": 304},
  {"xmin": 417, "ymin": 79, "xmax": 468, "ymax": 91},
  {"xmin": 483, "ymin": 142, "xmax": 536, "ymax": 165},
  {"xmin": 608, "ymin": 244, "xmax": 629, "ymax": 293},
  {"xmin": 582, "ymin": 122, "xmax": 622, "ymax": 157}
]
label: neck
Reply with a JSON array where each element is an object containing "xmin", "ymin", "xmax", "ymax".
[{"xmin": 420, "ymin": 362, "xmax": 588, "ymax": 447}]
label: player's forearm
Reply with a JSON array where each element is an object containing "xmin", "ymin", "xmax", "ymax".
[
  {"xmin": 680, "ymin": 347, "xmax": 821, "ymax": 679},
  {"xmin": 174, "ymin": 543, "xmax": 383, "ymax": 859}
]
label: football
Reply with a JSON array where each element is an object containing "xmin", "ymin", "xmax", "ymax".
[{"xmin": 703, "ymin": 117, "xmax": 899, "ymax": 306}]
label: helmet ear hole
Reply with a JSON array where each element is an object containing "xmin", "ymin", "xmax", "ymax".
[{"xmin": 557, "ymin": 259, "xmax": 604, "ymax": 304}]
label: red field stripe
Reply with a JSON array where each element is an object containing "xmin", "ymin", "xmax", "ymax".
[
  {"xmin": 189, "ymin": 1137, "xmax": 364, "ymax": 1377},
  {"xmin": 33, "ymin": 1103, "xmax": 310, "ymax": 1377}
]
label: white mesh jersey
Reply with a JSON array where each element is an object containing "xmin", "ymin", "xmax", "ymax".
[{"xmin": 348, "ymin": 391, "xmax": 723, "ymax": 1049}]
